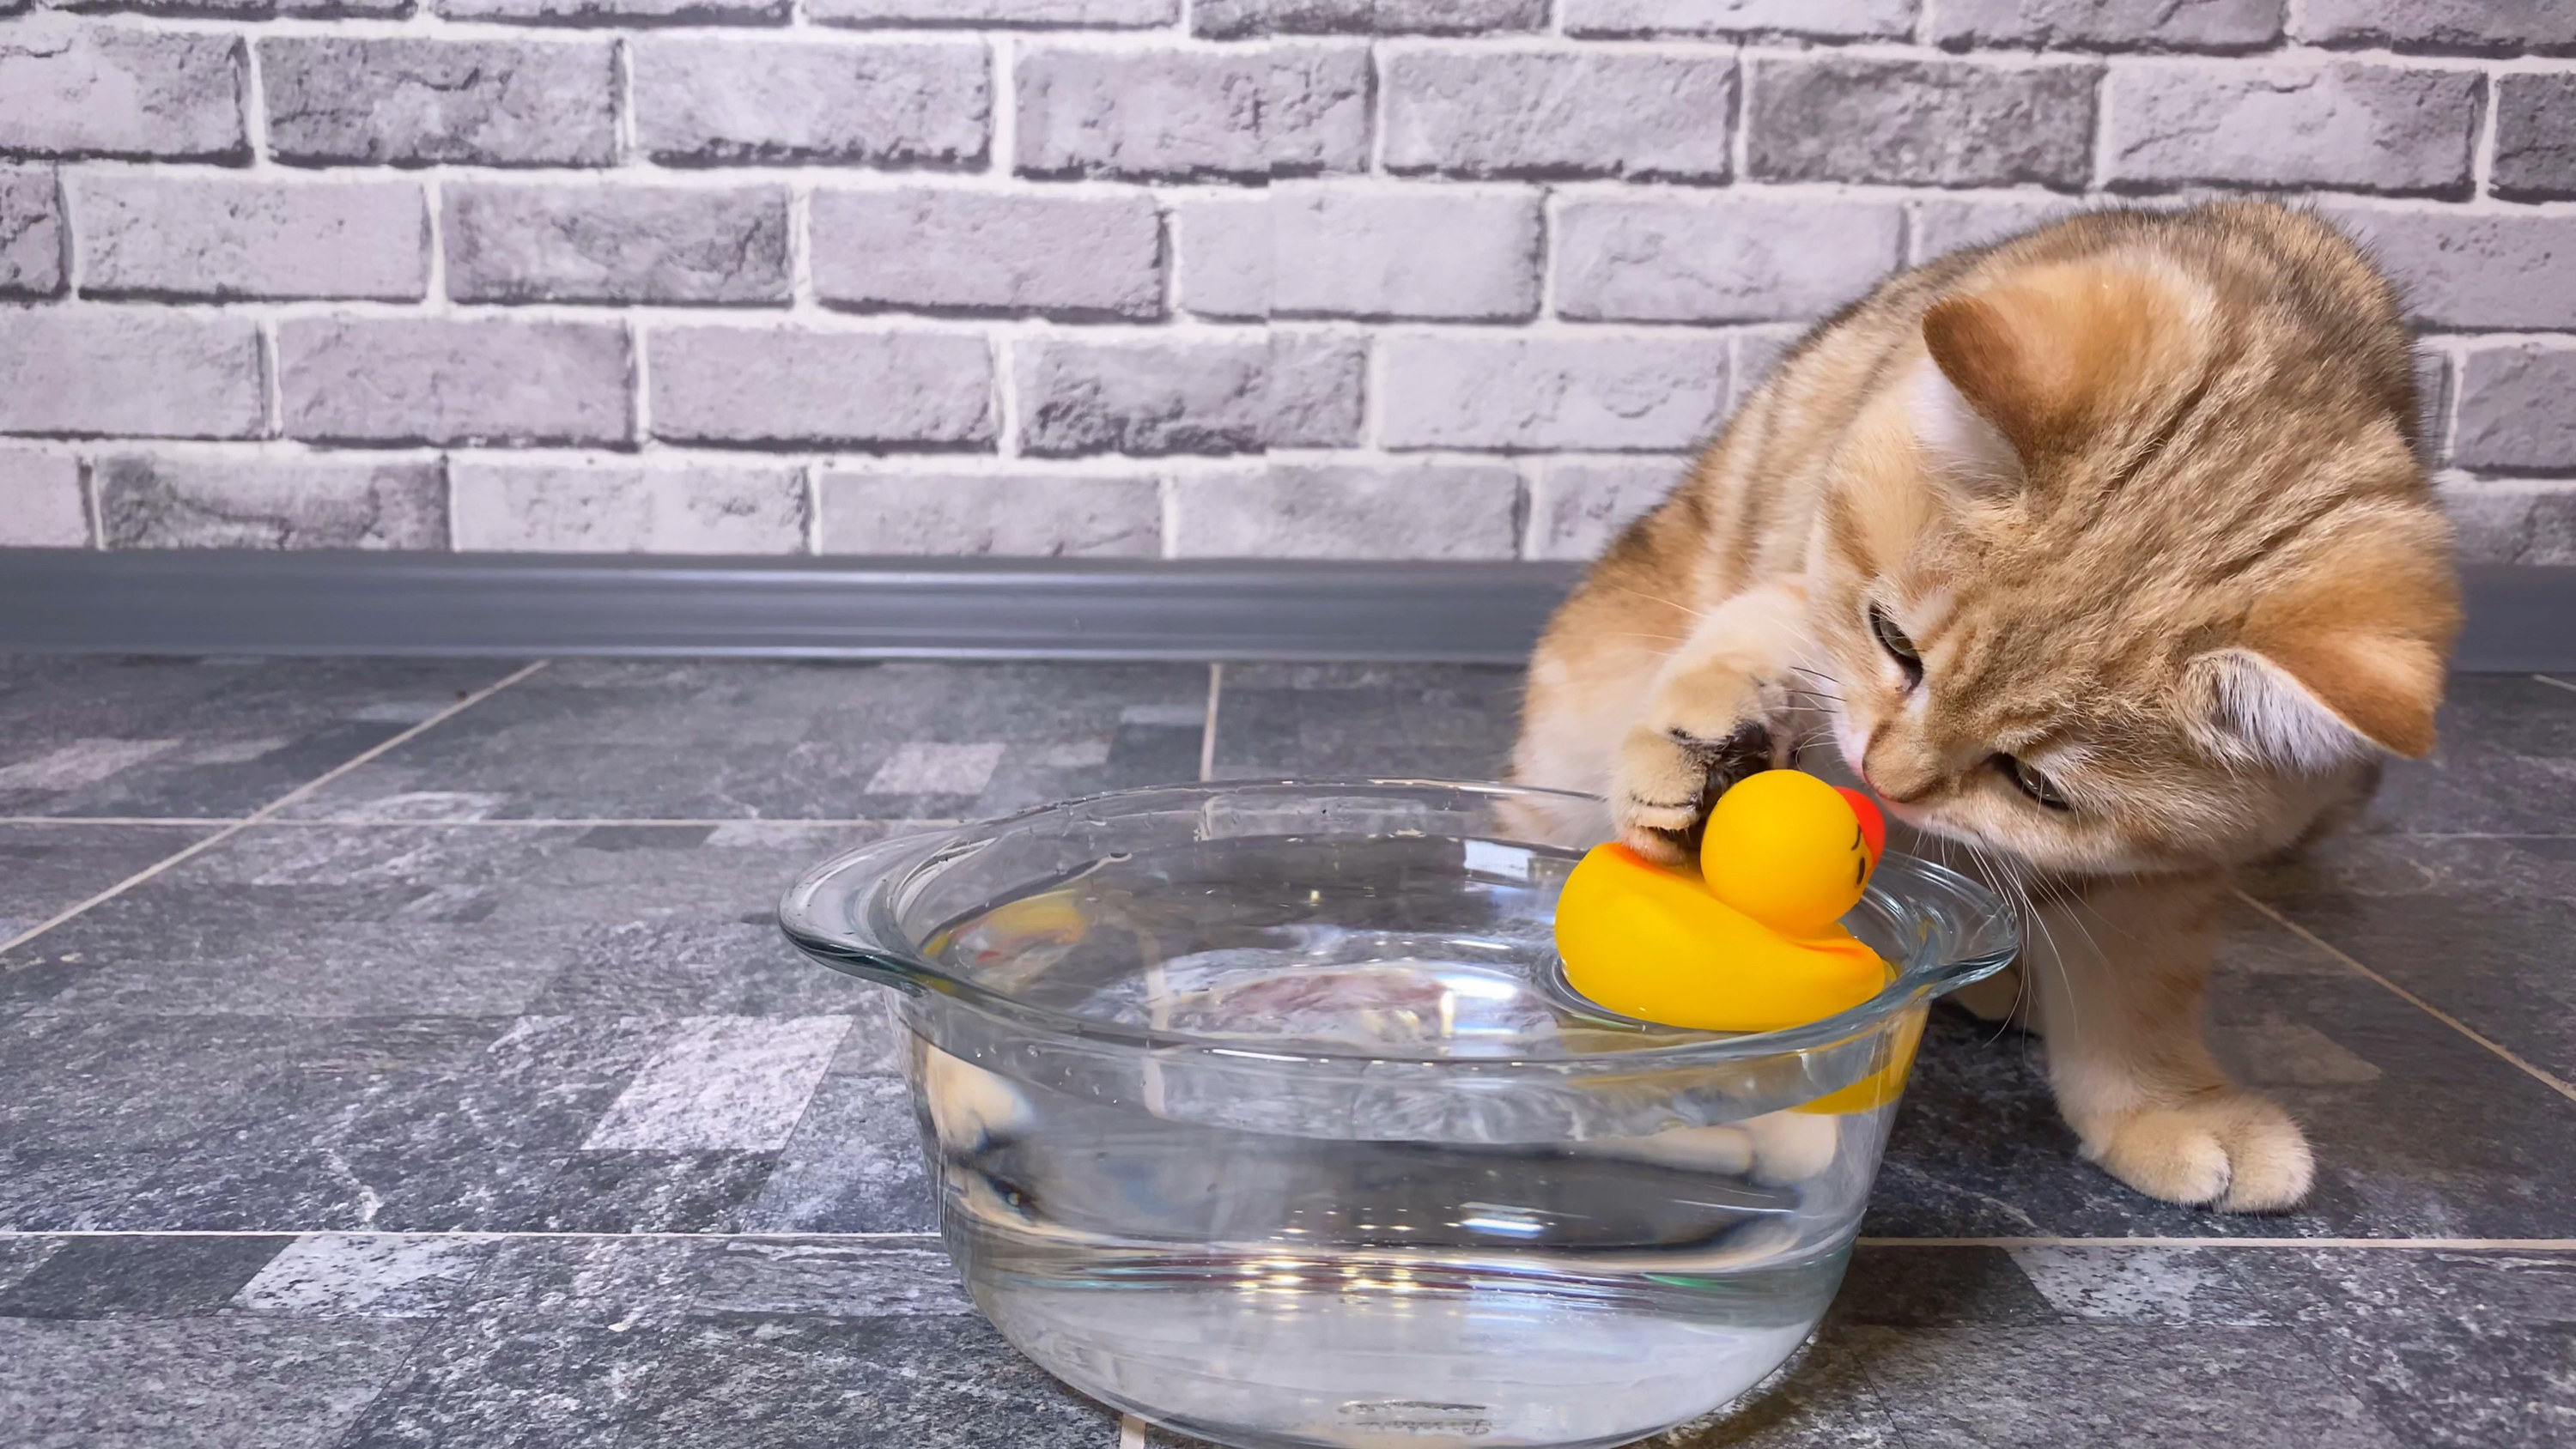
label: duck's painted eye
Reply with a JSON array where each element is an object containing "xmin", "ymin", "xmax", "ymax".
[
  {"xmin": 1868, "ymin": 605, "xmax": 1923, "ymax": 687},
  {"xmin": 1994, "ymin": 754, "xmax": 2070, "ymax": 811}
]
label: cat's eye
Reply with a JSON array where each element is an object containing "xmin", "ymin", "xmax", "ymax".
[
  {"xmin": 1868, "ymin": 605, "xmax": 1923, "ymax": 686},
  {"xmin": 1994, "ymin": 754, "xmax": 2071, "ymax": 811}
]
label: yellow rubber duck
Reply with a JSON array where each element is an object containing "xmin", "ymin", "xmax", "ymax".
[{"xmin": 1556, "ymin": 769, "xmax": 1893, "ymax": 1034}]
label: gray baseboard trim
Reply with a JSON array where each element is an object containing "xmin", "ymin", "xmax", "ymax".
[{"xmin": 0, "ymin": 550, "xmax": 2566, "ymax": 670}]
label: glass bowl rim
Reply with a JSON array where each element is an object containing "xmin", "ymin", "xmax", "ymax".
[{"xmin": 777, "ymin": 778, "xmax": 2021, "ymax": 1070}]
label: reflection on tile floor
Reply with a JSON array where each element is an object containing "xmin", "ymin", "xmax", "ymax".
[{"xmin": 0, "ymin": 656, "xmax": 2568, "ymax": 1446}]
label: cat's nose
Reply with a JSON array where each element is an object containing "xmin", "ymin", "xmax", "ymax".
[{"xmin": 1859, "ymin": 750, "xmax": 1939, "ymax": 805}]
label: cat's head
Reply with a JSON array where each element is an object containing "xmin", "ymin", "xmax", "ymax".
[{"xmin": 1809, "ymin": 205, "xmax": 2459, "ymax": 876}]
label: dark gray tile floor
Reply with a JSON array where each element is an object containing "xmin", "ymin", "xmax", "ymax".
[{"xmin": 0, "ymin": 656, "xmax": 2568, "ymax": 1447}]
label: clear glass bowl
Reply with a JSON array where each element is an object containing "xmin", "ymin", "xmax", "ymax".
[{"xmin": 779, "ymin": 781, "xmax": 2018, "ymax": 1449}]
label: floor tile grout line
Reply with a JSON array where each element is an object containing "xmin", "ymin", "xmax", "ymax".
[
  {"xmin": 1852, "ymin": 1236, "xmax": 2576, "ymax": 1250},
  {"xmin": 1198, "ymin": 662, "xmax": 1224, "ymax": 785},
  {"xmin": 2234, "ymin": 887, "xmax": 2576, "ymax": 1107},
  {"xmin": 0, "ymin": 661, "xmax": 550, "ymax": 960},
  {"xmin": 0, "ymin": 1228, "xmax": 945, "ymax": 1240},
  {"xmin": 2, "ymin": 1228, "xmax": 2569, "ymax": 1250},
  {"xmin": 0, "ymin": 816, "xmax": 972, "ymax": 829}
]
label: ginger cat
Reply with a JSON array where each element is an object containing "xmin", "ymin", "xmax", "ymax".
[{"xmin": 1511, "ymin": 201, "xmax": 2459, "ymax": 1211}]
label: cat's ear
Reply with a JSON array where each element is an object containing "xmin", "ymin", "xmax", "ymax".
[
  {"xmin": 1919, "ymin": 259, "xmax": 2207, "ymax": 470},
  {"xmin": 1906, "ymin": 356, "xmax": 2023, "ymax": 495},
  {"xmin": 2189, "ymin": 634, "xmax": 2445, "ymax": 767}
]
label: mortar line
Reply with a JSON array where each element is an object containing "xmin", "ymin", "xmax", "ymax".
[
  {"xmin": 0, "ymin": 661, "xmax": 550, "ymax": 959},
  {"xmin": 2233, "ymin": 887, "xmax": 2576, "ymax": 1107},
  {"xmin": 1198, "ymin": 661, "xmax": 1224, "ymax": 782}
]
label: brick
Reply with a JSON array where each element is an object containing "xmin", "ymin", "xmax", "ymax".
[
  {"xmin": 1929, "ymin": 0, "xmax": 2281, "ymax": 51},
  {"xmin": 2314, "ymin": 206, "xmax": 2576, "ymax": 330},
  {"xmin": 1907, "ymin": 194, "xmax": 2091, "ymax": 264},
  {"xmin": 0, "ymin": 169, "xmax": 64, "ymax": 298},
  {"xmin": 1382, "ymin": 50, "xmax": 1735, "ymax": 181},
  {"xmin": 1176, "ymin": 188, "xmax": 1541, "ymax": 321},
  {"xmin": 1017, "ymin": 45, "xmax": 1368, "ymax": 181},
  {"xmin": 1553, "ymin": 194, "xmax": 1902, "ymax": 324},
  {"xmin": 445, "ymin": 184, "xmax": 788, "ymax": 305},
  {"xmin": 2102, "ymin": 60, "xmax": 2476, "ymax": 196},
  {"xmin": 1195, "ymin": 0, "xmax": 1543, "ymax": 38},
  {"xmin": 95, "ymin": 455, "xmax": 446, "ymax": 550},
  {"xmin": 0, "ymin": 312, "xmax": 263, "ymax": 440},
  {"xmin": 1748, "ymin": 56, "xmax": 2095, "ymax": 189},
  {"xmin": 2452, "ymin": 345, "xmax": 2576, "ymax": 474},
  {"xmin": 2440, "ymin": 480, "xmax": 2576, "ymax": 566},
  {"xmin": 280, "ymin": 318, "xmax": 632, "ymax": 446},
  {"xmin": 263, "ymin": 39, "xmax": 614, "ymax": 167},
  {"xmin": 824, "ymin": 0, "xmax": 1175, "ymax": 25},
  {"xmin": 439, "ymin": 0, "xmax": 789, "ymax": 24},
  {"xmin": 634, "ymin": 38, "xmax": 988, "ymax": 167},
  {"xmin": 2494, "ymin": 74, "xmax": 2576, "ymax": 202},
  {"xmin": 817, "ymin": 470, "xmax": 1159, "ymax": 556},
  {"xmin": 811, "ymin": 189, "xmax": 1160, "ymax": 318},
  {"xmin": 1018, "ymin": 334, "xmax": 1363, "ymax": 457},
  {"xmin": 0, "ymin": 449, "xmax": 88, "ymax": 547},
  {"xmin": 1528, "ymin": 458, "xmax": 1686, "ymax": 560},
  {"xmin": 2294, "ymin": 0, "xmax": 2576, "ymax": 55},
  {"xmin": 0, "ymin": 24, "xmax": 245, "ymax": 162},
  {"xmin": 450, "ymin": 461, "xmax": 805, "ymax": 553},
  {"xmin": 73, "ymin": 175, "xmax": 426, "ymax": 302},
  {"xmin": 1563, "ymin": 0, "xmax": 1912, "ymax": 39},
  {"xmin": 1380, "ymin": 334, "xmax": 1728, "ymax": 452},
  {"xmin": 648, "ymin": 327, "xmax": 993, "ymax": 449},
  {"xmin": 1173, "ymin": 463, "xmax": 1521, "ymax": 560}
]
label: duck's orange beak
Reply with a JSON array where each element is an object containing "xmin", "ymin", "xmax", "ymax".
[{"xmin": 1832, "ymin": 785, "xmax": 1886, "ymax": 864}]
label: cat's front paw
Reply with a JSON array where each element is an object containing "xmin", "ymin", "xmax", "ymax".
[
  {"xmin": 1612, "ymin": 718, "xmax": 1777, "ymax": 864},
  {"xmin": 2082, "ymin": 1092, "xmax": 2313, "ymax": 1212}
]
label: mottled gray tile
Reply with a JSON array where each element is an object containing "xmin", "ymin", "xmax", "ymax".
[
  {"xmin": 0, "ymin": 823, "xmax": 210, "ymax": 943},
  {"xmin": 0, "ymin": 656, "xmax": 513, "ymax": 820},
  {"xmin": 612, "ymin": 1313, "xmax": 1116, "ymax": 1449},
  {"xmin": 581, "ymin": 1015, "xmax": 849, "ymax": 1152},
  {"xmin": 2361, "ymin": 674, "xmax": 2576, "ymax": 836},
  {"xmin": 0, "ymin": 1234, "xmax": 287, "ymax": 1319},
  {"xmin": 1828, "ymin": 1245, "xmax": 2058, "ymax": 1329},
  {"xmin": 1927, "ymin": 1246, "xmax": 2576, "ymax": 1449},
  {"xmin": 1865, "ymin": 901, "xmax": 2576, "ymax": 1240},
  {"xmin": 0, "ymin": 1013, "xmax": 507, "ymax": 1155},
  {"xmin": 1655, "ymin": 1332, "xmax": 1901, "ymax": 1448},
  {"xmin": 334, "ymin": 1315, "xmax": 646, "ymax": 1449},
  {"xmin": 0, "ymin": 1316, "xmax": 422, "ymax": 1449},
  {"xmin": 276, "ymin": 660, "xmax": 1210, "ymax": 821},
  {"xmin": 689, "ymin": 1239, "xmax": 968, "ymax": 1319},
  {"xmin": 11, "ymin": 822, "xmax": 896, "ymax": 1020},
  {"xmin": 461, "ymin": 1236, "xmax": 712, "ymax": 1327},
  {"xmin": 0, "ymin": 1235, "xmax": 60, "ymax": 1294},
  {"xmin": 1846, "ymin": 1323, "xmax": 2403, "ymax": 1447},
  {"xmin": 1209, "ymin": 663, "xmax": 1523, "ymax": 781},
  {"xmin": 233, "ymin": 1234, "xmax": 497, "ymax": 1319},
  {"xmin": 736, "ymin": 1073, "xmax": 933, "ymax": 1233},
  {"xmin": 2249, "ymin": 832, "xmax": 2576, "ymax": 1086}
]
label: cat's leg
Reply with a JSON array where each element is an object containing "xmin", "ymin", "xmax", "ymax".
[
  {"xmin": 2026, "ymin": 870, "xmax": 2312, "ymax": 1212},
  {"xmin": 1607, "ymin": 579, "xmax": 1810, "ymax": 863}
]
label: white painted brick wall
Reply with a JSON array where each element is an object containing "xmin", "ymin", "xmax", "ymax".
[{"xmin": 1, "ymin": 0, "xmax": 2570, "ymax": 562}]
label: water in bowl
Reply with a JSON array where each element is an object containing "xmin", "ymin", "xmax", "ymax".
[{"xmin": 905, "ymin": 834, "xmax": 1896, "ymax": 1449}]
